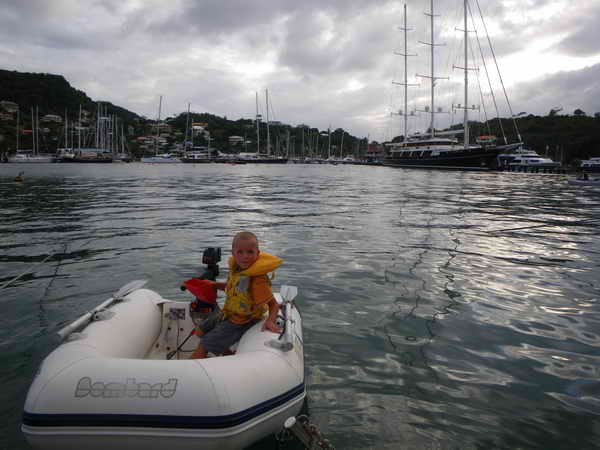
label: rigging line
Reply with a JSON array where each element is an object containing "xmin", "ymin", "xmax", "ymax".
[
  {"xmin": 468, "ymin": 6, "xmax": 493, "ymax": 136},
  {"xmin": 474, "ymin": 0, "xmax": 522, "ymax": 143},
  {"xmin": 470, "ymin": 3, "xmax": 503, "ymax": 142},
  {"xmin": 0, "ymin": 253, "xmax": 54, "ymax": 290},
  {"xmin": 268, "ymin": 92, "xmax": 278, "ymax": 124},
  {"xmin": 1, "ymin": 236, "xmax": 99, "ymax": 292},
  {"xmin": 40, "ymin": 242, "xmax": 69, "ymax": 301}
]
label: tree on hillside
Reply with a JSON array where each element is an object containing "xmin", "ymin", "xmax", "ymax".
[{"xmin": 548, "ymin": 107, "xmax": 563, "ymax": 116}]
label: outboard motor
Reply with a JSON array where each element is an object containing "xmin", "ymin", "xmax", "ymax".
[{"xmin": 181, "ymin": 247, "xmax": 222, "ymax": 321}]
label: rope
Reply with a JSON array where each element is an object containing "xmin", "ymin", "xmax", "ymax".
[
  {"xmin": 0, "ymin": 253, "xmax": 54, "ymax": 290},
  {"xmin": 1, "ymin": 237, "xmax": 98, "ymax": 291}
]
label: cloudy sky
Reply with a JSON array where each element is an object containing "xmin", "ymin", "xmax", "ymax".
[{"xmin": 1, "ymin": 0, "xmax": 599, "ymax": 142}]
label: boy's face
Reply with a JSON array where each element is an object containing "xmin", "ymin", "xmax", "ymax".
[{"xmin": 232, "ymin": 239, "xmax": 259, "ymax": 270}]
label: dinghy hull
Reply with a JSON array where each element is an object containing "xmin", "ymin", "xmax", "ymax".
[{"xmin": 22, "ymin": 287, "xmax": 305, "ymax": 450}]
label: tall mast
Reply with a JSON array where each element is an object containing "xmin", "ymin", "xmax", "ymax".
[
  {"xmin": 65, "ymin": 109, "xmax": 68, "ymax": 150},
  {"xmin": 184, "ymin": 102, "xmax": 191, "ymax": 151},
  {"xmin": 265, "ymin": 89, "xmax": 270, "ymax": 156},
  {"xmin": 155, "ymin": 95, "xmax": 162, "ymax": 155},
  {"xmin": 393, "ymin": 4, "xmax": 418, "ymax": 141},
  {"xmin": 31, "ymin": 108, "xmax": 34, "ymax": 154},
  {"xmin": 255, "ymin": 92, "xmax": 260, "ymax": 153},
  {"xmin": 417, "ymin": 0, "xmax": 447, "ymax": 138},
  {"xmin": 95, "ymin": 103, "xmax": 100, "ymax": 148},
  {"xmin": 429, "ymin": 0, "xmax": 434, "ymax": 135},
  {"xmin": 463, "ymin": 0, "xmax": 469, "ymax": 148},
  {"xmin": 16, "ymin": 109, "xmax": 19, "ymax": 151},
  {"xmin": 34, "ymin": 107, "xmax": 39, "ymax": 155},
  {"xmin": 78, "ymin": 104, "xmax": 82, "ymax": 150},
  {"xmin": 453, "ymin": 0, "xmax": 477, "ymax": 149}
]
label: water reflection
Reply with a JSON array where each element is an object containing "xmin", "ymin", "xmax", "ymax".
[{"xmin": 2, "ymin": 165, "xmax": 600, "ymax": 449}]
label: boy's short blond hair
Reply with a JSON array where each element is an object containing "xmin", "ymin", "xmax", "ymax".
[{"xmin": 232, "ymin": 231, "xmax": 259, "ymax": 250}]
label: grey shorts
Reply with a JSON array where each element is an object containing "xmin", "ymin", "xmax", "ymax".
[{"xmin": 198, "ymin": 311, "xmax": 259, "ymax": 354}]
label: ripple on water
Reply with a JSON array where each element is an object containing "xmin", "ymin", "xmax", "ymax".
[{"xmin": 2, "ymin": 165, "xmax": 600, "ymax": 449}]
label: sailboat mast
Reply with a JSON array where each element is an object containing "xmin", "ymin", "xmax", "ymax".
[
  {"xmin": 404, "ymin": 5, "xmax": 409, "ymax": 139},
  {"xmin": 16, "ymin": 109, "xmax": 19, "ymax": 151},
  {"xmin": 463, "ymin": 0, "xmax": 469, "ymax": 149},
  {"xmin": 78, "ymin": 104, "xmax": 81, "ymax": 150},
  {"xmin": 417, "ymin": 1, "xmax": 445, "ymax": 138},
  {"xmin": 429, "ymin": 0, "xmax": 435, "ymax": 137},
  {"xmin": 35, "ymin": 107, "xmax": 39, "ymax": 155},
  {"xmin": 155, "ymin": 95, "xmax": 162, "ymax": 155},
  {"xmin": 393, "ymin": 4, "xmax": 418, "ymax": 143},
  {"xmin": 184, "ymin": 102, "xmax": 190, "ymax": 151},
  {"xmin": 265, "ymin": 89, "xmax": 270, "ymax": 156},
  {"xmin": 31, "ymin": 108, "xmax": 34, "ymax": 154},
  {"xmin": 64, "ymin": 109, "xmax": 68, "ymax": 150},
  {"xmin": 255, "ymin": 92, "xmax": 260, "ymax": 153},
  {"xmin": 397, "ymin": 4, "xmax": 418, "ymax": 140}
]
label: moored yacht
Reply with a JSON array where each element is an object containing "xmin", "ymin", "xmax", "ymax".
[
  {"xmin": 500, "ymin": 147, "xmax": 561, "ymax": 170},
  {"xmin": 141, "ymin": 153, "xmax": 182, "ymax": 164},
  {"xmin": 384, "ymin": 133, "xmax": 513, "ymax": 170},
  {"xmin": 580, "ymin": 157, "xmax": 600, "ymax": 173},
  {"xmin": 382, "ymin": 2, "xmax": 521, "ymax": 171},
  {"xmin": 181, "ymin": 147, "xmax": 212, "ymax": 163},
  {"xmin": 236, "ymin": 152, "xmax": 288, "ymax": 164},
  {"xmin": 7, "ymin": 150, "xmax": 55, "ymax": 163}
]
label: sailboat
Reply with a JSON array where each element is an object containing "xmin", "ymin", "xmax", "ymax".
[
  {"xmin": 383, "ymin": 1, "xmax": 521, "ymax": 170},
  {"xmin": 141, "ymin": 96, "xmax": 181, "ymax": 164},
  {"xmin": 237, "ymin": 90, "xmax": 288, "ymax": 164},
  {"xmin": 9, "ymin": 107, "xmax": 55, "ymax": 163},
  {"xmin": 181, "ymin": 104, "xmax": 213, "ymax": 163},
  {"xmin": 59, "ymin": 103, "xmax": 115, "ymax": 163}
]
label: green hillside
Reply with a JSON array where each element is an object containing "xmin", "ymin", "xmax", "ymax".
[{"xmin": 0, "ymin": 69, "xmax": 366, "ymax": 158}]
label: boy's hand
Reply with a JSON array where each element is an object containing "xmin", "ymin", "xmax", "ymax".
[{"xmin": 262, "ymin": 319, "xmax": 281, "ymax": 333}]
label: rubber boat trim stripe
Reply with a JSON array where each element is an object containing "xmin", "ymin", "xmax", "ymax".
[{"xmin": 22, "ymin": 382, "xmax": 305, "ymax": 430}]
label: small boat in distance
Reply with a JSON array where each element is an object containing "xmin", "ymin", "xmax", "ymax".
[
  {"xmin": 499, "ymin": 147, "xmax": 561, "ymax": 170},
  {"xmin": 8, "ymin": 150, "xmax": 54, "ymax": 163},
  {"xmin": 142, "ymin": 96, "xmax": 181, "ymax": 163},
  {"xmin": 235, "ymin": 152, "xmax": 288, "ymax": 164},
  {"xmin": 181, "ymin": 147, "xmax": 212, "ymax": 163},
  {"xmin": 58, "ymin": 148, "xmax": 113, "ymax": 163},
  {"xmin": 140, "ymin": 153, "xmax": 182, "ymax": 164},
  {"xmin": 579, "ymin": 157, "xmax": 600, "ymax": 173}
]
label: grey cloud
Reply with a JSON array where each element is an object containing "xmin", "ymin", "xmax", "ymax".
[
  {"xmin": 551, "ymin": 5, "xmax": 600, "ymax": 57},
  {"xmin": 0, "ymin": 0, "xmax": 597, "ymax": 139},
  {"xmin": 511, "ymin": 63, "xmax": 600, "ymax": 116}
]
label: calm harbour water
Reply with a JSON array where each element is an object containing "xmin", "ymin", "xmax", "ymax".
[{"xmin": 1, "ymin": 163, "xmax": 599, "ymax": 450}]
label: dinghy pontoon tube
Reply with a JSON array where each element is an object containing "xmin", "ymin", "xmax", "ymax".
[{"xmin": 22, "ymin": 284, "xmax": 304, "ymax": 450}]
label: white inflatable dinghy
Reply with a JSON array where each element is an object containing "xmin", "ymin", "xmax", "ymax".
[{"xmin": 22, "ymin": 281, "xmax": 304, "ymax": 450}]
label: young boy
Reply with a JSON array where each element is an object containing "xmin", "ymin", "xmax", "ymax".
[{"xmin": 189, "ymin": 231, "xmax": 282, "ymax": 359}]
